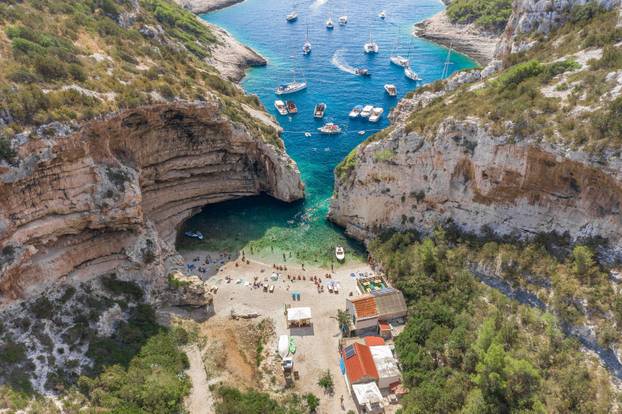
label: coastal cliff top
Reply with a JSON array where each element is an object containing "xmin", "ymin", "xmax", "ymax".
[{"xmin": 0, "ymin": 0, "xmax": 272, "ymax": 161}]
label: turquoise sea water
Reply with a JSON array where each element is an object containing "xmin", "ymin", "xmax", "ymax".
[{"xmin": 178, "ymin": 0, "xmax": 476, "ymax": 266}]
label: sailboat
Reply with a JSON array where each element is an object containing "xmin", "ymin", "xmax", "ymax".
[
  {"xmin": 363, "ymin": 32, "xmax": 379, "ymax": 53},
  {"xmin": 326, "ymin": 14, "xmax": 334, "ymax": 29},
  {"xmin": 390, "ymin": 28, "xmax": 409, "ymax": 67},
  {"xmin": 441, "ymin": 42, "xmax": 454, "ymax": 79},
  {"xmin": 275, "ymin": 58, "xmax": 307, "ymax": 95},
  {"xmin": 286, "ymin": 10, "xmax": 298, "ymax": 22},
  {"xmin": 302, "ymin": 24, "xmax": 311, "ymax": 55},
  {"xmin": 403, "ymin": 36, "xmax": 421, "ymax": 81}
]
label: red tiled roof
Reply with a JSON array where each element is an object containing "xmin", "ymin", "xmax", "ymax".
[
  {"xmin": 364, "ymin": 336, "xmax": 385, "ymax": 347},
  {"xmin": 378, "ymin": 321, "xmax": 391, "ymax": 331},
  {"xmin": 343, "ymin": 343, "xmax": 379, "ymax": 384},
  {"xmin": 351, "ymin": 295, "xmax": 378, "ymax": 319}
]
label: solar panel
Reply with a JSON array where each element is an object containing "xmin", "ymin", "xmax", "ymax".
[{"xmin": 344, "ymin": 345, "xmax": 355, "ymax": 359}]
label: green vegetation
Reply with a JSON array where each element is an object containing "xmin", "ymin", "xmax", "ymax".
[
  {"xmin": 402, "ymin": 7, "xmax": 622, "ymax": 154},
  {"xmin": 317, "ymin": 370, "xmax": 334, "ymax": 394},
  {"xmin": 0, "ymin": 0, "xmax": 281, "ymax": 148},
  {"xmin": 446, "ymin": 0, "xmax": 512, "ymax": 32},
  {"xmin": 369, "ymin": 230, "xmax": 619, "ymax": 413},
  {"xmin": 213, "ymin": 386, "xmax": 319, "ymax": 414}
]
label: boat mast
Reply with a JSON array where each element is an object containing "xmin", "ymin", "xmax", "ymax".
[{"xmin": 442, "ymin": 41, "xmax": 453, "ymax": 79}]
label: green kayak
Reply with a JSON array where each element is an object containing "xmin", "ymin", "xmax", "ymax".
[{"xmin": 288, "ymin": 337, "xmax": 296, "ymax": 354}]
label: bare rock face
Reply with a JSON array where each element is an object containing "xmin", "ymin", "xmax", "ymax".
[
  {"xmin": 496, "ymin": 0, "xmax": 622, "ymax": 57},
  {"xmin": 160, "ymin": 271, "xmax": 213, "ymax": 309},
  {"xmin": 329, "ymin": 116, "xmax": 622, "ymax": 257},
  {"xmin": 0, "ymin": 101, "xmax": 303, "ymax": 304}
]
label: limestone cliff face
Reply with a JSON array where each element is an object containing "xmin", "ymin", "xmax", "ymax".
[
  {"xmin": 329, "ymin": 117, "xmax": 622, "ymax": 255},
  {"xmin": 496, "ymin": 0, "xmax": 621, "ymax": 57},
  {"xmin": 0, "ymin": 101, "xmax": 303, "ymax": 303}
]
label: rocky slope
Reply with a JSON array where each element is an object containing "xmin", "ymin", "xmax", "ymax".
[
  {"xmin": 174, "ymin": 0, "xmax": 244, "ymax": 14},
  {"xmin": 330, "ymin": 1, "xmax": 622, "ymax": 258},
  {"xmin": 0, "ymin": 101, "xmax": 303, "ymax": 304}
]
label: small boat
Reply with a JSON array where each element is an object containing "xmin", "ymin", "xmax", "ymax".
[
  {"xmin": 358, "ymin": 130, "xmax": 366, "ymax": 135},
  {"xmin": 360, "ymin": 105, "xmax": 374, "ymax": 118},
  {"xmin": 336, "ymin": 246, "xmax": 345, "ymax": 261},
  {"xmin": 318, "ymin": 123, "xmax": 342, "ymax": 135},
  {"xmin": 404, "ymin": 67, "xmax": 422, "ymax": 81},
  {"xmin": 286, "ymin": 11, "xmax": 298, "ymax": 22},
  {"xmin": 278, "ymin": 335, "xmax": 289, "ymax": 358},
  {"xmin": 286, "ymin": 100, "xmax": 298, "ymax": 114},
  {"xmin": 314, "ymin": 103, "xmax": 326, "ymax": 118},
  {"xmin": 275, "ymin": 81, "xmax": 307, "ymax": 95},
  {"xmin": 378, "ymin": 10, "xmax": 386, "ymax": 19},
  {"xmin": 384, "ymin": 84, "xmax": 397, "ymax": 97},
  {"xmin": 184, "ymin": 231, "xmax": 204, "ymax": 240},
  {"xmin": 349, "ymin": 105, "xmax": 363, "ymax": 118},
  {"xmin": 303, "ymin": 24, "xmax": 311, "ymax": 55},
  {"xmin": 339, "ymin": 16, "xmax": 348, "ymax": 25},
  {"xmin": 390, "ymin": 55, "xmax": 410, "ymax": 67},
  {"xmin": 304, "ymin": 132, "xmax": 312, "ymax": 137},
  {"xmin": 326, "ymin": 15, "xmax": 334, "ymax": 29},
  {"xmin": 355, "ymin": 68, "xmax": 371, "ymax": 77},
  {"xmin": 364, "ymin": 33, "xmax": 379, "ymax": 53},
  {"xmin": 274, "ymin": 100, "xmax": 288, "ymax": 115},
  {"xmin": 369, "ymin": 107, "xmax": 384, "ymax": 123}
]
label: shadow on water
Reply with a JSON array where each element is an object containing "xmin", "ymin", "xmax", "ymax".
[{"xmin": 176, "ymin": 195, "xmax": 366, "ymax": 267}]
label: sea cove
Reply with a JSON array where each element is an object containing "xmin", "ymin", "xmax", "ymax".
[{"xmin": 179, "ymin": 0, "xmax": 477, "ymax": 265}]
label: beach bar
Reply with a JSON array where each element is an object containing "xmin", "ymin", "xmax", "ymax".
[{"xmin": 287, "ymin": 307, "xmax": 312, "ymax": 327}]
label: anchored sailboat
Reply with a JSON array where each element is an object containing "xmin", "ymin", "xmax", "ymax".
[
  {"xmin": 363, "ymin": 32, "xmax": 379, "ymax": 53},
  {"xmin": 390, "ymin": 28, "xmax": 409, "ymax": 67},
  {"xmin": 441, "ymin": 41, "xmax": 454, "ymax": 79},
  {"xmin": 275, "ymin": 57, "xmax": 307, "ymax": 95},
  {"xmin": 302, "ymin": 24, "xmax": 311, "ymax": 55}
]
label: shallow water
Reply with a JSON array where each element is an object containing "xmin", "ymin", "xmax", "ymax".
[{"xmin": 179, "ymin": 0, "xmax": 477, "ymax": 266}]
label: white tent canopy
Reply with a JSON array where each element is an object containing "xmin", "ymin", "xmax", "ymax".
[{"xmin": 287, "ymin": 307, "xmax": 312, "ymax": 322}]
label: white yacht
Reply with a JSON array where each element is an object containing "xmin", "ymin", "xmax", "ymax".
[
  {"xmin": 349, "ymin": 105, "xmax": 363, "ymax": 118},
  {"xmin": 360, "ymin": 105, "xmax": 374, "ymax": 118},
  {"xmin": 275, "ymin": 81, "xmax": 307, "ymax": 95},
  {"xmin": 274, "ymin": 100, "xmax": 288, "ymax": 115},
  {"xmin": 384, "ymin": 84, "xmax": 397, "ymax": 97},
  {"xmin": 404, "ymin": 66, "xmax": 421, "ymax": 81},
  {"xmin": 363, "ymin": 33, "xmax": 379, "ymax": 53},
  {"xmin": 286, "ymin": 11, "xmax": 298, "ymax": 22},
  {"xmin": 318, "ymin": 123, "xmax": 342, "ymax": 135},
  {"xmin": 335, "ymin": 246, "xmax": 345, "ymax": 261},
  {"xmin": 390, "ymin": 55, "xmax": 409, "ymax": 67},
  {"xmin": 339, "ymin": 16, "xmax": 348, "ymax": 25},
  {"xmin": 369, "ymin": 107, "xmax": 384, "ymax": 123},
  {"xmin": 378, "ymin": 10, "xmax": 386, "ymax": 19}
]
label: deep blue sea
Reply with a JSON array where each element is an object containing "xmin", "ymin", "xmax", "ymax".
[{"xmin": 178, "ymin": 0, "xmax": 477, "ymax": 266}]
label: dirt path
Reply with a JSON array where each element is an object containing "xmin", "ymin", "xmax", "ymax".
[{"xmin": 184, "ymin": 345, "xmax": 213, "ymax": 414}]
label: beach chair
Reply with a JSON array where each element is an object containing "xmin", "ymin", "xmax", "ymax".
[{"xmin": 269, "ymin": 285, "xmax": 275, "ymax": 293}]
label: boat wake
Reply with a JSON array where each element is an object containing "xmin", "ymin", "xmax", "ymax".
[
  {"xmin": 330, "ymin": 49, "xmax": 356, "ymax": 75},
  {"xmin": 309, "ymin": 0, "xmax": 328, "ymax": 13}
]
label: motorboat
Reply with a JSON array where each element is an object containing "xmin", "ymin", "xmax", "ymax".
[
  {"xmin": 384, "ymin": 83, "xmax": 397, "ymax": 97},
  {"xmin": 390, "ymin": 55, "xmax": 410, "ymax": 67},
  {"xmin": 364, "ymin": 33, "xmax": 379, "ymax": 53},
  {"xmin": 336, "ymin": 246, "xmax": 345, "ymax": 261},
  {"xmin": 369, "ymin": 107, "xmax": 384, "ymax": 122},
  {"xmin": 184, "ymin": 231, "xmax": 204, "ymax": 240},
  {"xmin": 360, "ymin": 105, "xmax": 374, "ymax": 118},
  {"xmin": 314, "ymin": 103, "xmax": 326, "ymax": 118},
  {"xmin": 303, "ymin": 25, "xmax": 311, "ymax": 55},
  {"xmin": 378, "ymin": 10, "xmax": 386, "ymax": 19},
  {"xmin": 326, "ymin": 17, "xmax": 334, "ymax": 29},
  {"xmin": 355, "ymin": 68, "xmax": 371, "ymax": 76},
  {"xmin": 358, "ymin": 130, "xmax": 366, "ymax": 135},
  {"xmin": 304, "ymin": 132, "xmax": 312, "ymax": 137},
  {"xmin": 318, "ymin": 123, "xmax": 342, "ymax": 135},
  {"xmin": 349, "ymin": 105, "xmax": 363, "ymax": 118},
  {"xmin": 286, "ymin": 11, "xmax": 298, "ymax": 22},
  {"xmin": 404, "ymin": 66, "xmax": 422, "ymax": 81},
  {"xmin": 286, "ymin": 100, "xmax": 298, "ymax": 114},
  {"xmin": 276, "ymin": 81, "xmax": 306, "ymax": 95},
  {"xmin": 274, "ymin": 100, "xmax": 288, "ymax": 115},
  {"xmin": 339, "ymin": 16, "xmax": 348, "ymax": 25}
]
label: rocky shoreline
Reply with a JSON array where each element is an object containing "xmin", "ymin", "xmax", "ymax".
[
  {"xmin": 413, "ymin": 10, "xmax": 499, "ymax": 66},
  {"xmin": 174, "ymin": 0, "xmax": 245, "ymax": 14}
]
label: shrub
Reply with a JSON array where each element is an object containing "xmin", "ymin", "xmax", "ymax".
[
  {"xmin": 496, "ymin": 60, "xmax": 543, "ymax": 88},
  {"xmin": 0, "ymin": 137, "xmax": 17, "ymax": 162},
  {"xmin": 446, "ymin": 0, "xmax": 512, "ymax": 32}
]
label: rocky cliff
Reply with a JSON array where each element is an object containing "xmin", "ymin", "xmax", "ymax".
[
  {"xmin": 330, "ymin": 2, "xmax": 622, "ymax": 258},
  {"xmin": 0, "ymin": 101, "xmax": 303, "ymax": 304}
]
